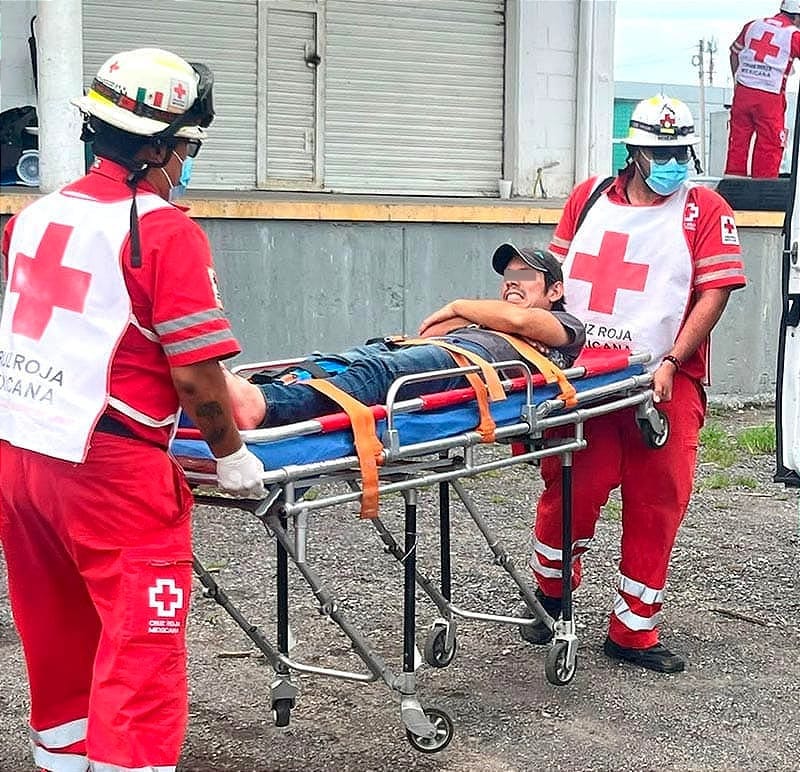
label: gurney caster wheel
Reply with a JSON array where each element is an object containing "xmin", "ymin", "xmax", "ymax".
[
  {"xmin": 405, "ymin": 708, "xmax": 454, "ymax": 753},
  {"xmin": 423, "ymin": 622, "xmax": 457, "ymax": 668},
  {"xmin": 545, "ymin": 640, "xmax": 577, "ymax": 686},
  {"xmin": 272, "ymin": 698, "xmax": 292, "ymax": 727},
  {"xmin": 639, "ymin": 411, "xmax": 670, "ymax": 449}
]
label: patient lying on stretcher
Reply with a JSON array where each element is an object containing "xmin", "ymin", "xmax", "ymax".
[{"xmin": 225, "ymin": 244, "xmax": 585, "ymax": 429}]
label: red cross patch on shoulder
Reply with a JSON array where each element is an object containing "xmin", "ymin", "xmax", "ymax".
[
  {"xmin": 208, "ymin": 267, "xmax": 224, "ymax": 309},
  {"xmin": 720, "ymin": 215, "xmax": 740, "ymax": 246}
]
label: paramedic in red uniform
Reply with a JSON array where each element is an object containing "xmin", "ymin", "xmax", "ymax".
[
  {"xmin": 0, "ymin": 48, "xmax": 265, "ymax": 771},
  {"xmin": 523, "ymin": 95, "xmax": 747, "ymax": 673},
  {"xmin": 725, "ymin": 1, "xmax": 800, "ymax": 178}
]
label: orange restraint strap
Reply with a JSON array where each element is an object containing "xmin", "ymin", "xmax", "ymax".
[
  {"xmin": 486, "ymin": 331, "xmax": 578, "ymax": 408},
  {"xmin": 398, "ymin": 338, "xmax": 508, "ymax": 443},
  {"xmin": 305, "ymin": 379, "xmax": 383, "ymax": 518}
]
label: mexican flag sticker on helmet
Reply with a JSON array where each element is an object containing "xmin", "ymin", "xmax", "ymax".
[{"xmin": 71, "ymin": 48, "xmax": 212, "ymax": 140}]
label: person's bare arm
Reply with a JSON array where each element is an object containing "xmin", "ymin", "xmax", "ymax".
[
  {"xmin": 730, "ymin": 50, "xmax": 739, "ymax": 79},
  {"xmin": 653, "ymin": 287, "xmax": 733, "ymax": 402},
  {"xmin": 419, "ymin": 299, "xmax": 569, "ymax": 346},
  {"xmin": 171, "ymin": 360, "xmax": 243, "ymax": 456}
]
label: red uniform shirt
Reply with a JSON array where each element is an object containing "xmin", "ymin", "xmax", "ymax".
[
  {"xmin": 2, "ymin": 159, "xmax": 241, "ymax": 446},
  {"xmin": 731, "ymin": 12, "xmax": 800, "ymax": 94},
  {"xmin": 549, "ymin": 169, "xmax": 746, "ymax": 381}
]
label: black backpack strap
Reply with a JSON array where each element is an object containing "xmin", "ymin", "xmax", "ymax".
[{"xmin": 575, "ymin": 176, "xmax": 614, "ymax": 233}]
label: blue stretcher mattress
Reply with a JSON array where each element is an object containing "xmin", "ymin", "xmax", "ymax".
[{"xmin": 171, "ymin": 364, "xmax": 644, "ymax": 471}]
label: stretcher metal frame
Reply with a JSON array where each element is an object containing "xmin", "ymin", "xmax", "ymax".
[{"xmin": 178, "ymin": 352, "xmax": 666, "ymax": 753}]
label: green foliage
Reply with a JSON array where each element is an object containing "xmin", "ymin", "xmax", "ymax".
[
  {"xmin": 735, "ymin": 425, "xmax": 776, "ymax": 455},
  {"xmin": 699, "ymin": 424, "xmax": 738, "ymax": 468}
]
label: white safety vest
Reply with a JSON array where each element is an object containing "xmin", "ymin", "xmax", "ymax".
[
  {"xmin": 0, "ymin": 188, "xmax": 169, "ymax": 462},
  {"xmin": 736, "ymin": 18, "xmax": 797, "ymax": 94},
  {"xmin": 561, "ymin": 183, "xmax": 693, "ymax": 372}
]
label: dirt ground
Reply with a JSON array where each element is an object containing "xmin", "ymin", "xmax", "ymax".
[{"xmin": 1, "ymin": 406, "xmax": 798, "ymax": 772}]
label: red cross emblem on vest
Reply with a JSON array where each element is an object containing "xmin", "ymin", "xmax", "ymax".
[
  {"xmin": 570, "ymin": 232, "xmax": 649, "ymax": 314},
  {"xmin": 749, "ymin": 30, "xmax": 780, "ymax": 62},
  {"xmin": 9, "ymin": 223, "xmax": 92, "ymax": 341}
]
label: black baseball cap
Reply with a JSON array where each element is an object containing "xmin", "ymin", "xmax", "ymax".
[{"xmin": 491, "ymin": 243, "xmax": 563, "ymax": 283}]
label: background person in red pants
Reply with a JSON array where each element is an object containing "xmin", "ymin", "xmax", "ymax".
[
  {"xmin": 0, "ymin": 48, "xmax": 264, "ymax": 771},
  {"xmin": 523, "ymin": 95, "xmax": 746, "ymax": 673},
  {"xmin": 725, "ymin": 1, "xmax": 800, "ymax": 178}
]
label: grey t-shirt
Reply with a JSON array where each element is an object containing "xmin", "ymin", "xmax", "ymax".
[{"xmin": 443, "ymin": 310, "xmax": 586, "ymax": 370}]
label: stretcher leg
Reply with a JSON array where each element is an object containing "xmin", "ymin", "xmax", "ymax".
[
  {"xmin": 438, "ymin": 476, "xmax": 452, "ymax": 603},
  {"xmin": 546, "ymin": 452, "xmax": 578, "ymax": 686},
  {"xmin": 397, "ymin": 489, "xmax": 454, "ymax": 751},
  {"xmin": 449, "ymin": 479, "xmax": 552, "ymax": 626}
]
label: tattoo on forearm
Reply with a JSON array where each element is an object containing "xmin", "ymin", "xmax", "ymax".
[{"xmin": 195, "ymin": 401, "xmax": 227, "ymax": 444}]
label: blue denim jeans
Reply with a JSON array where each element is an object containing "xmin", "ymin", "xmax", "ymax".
[{"xmin": 260, "ymin": 340, "xmax": 488, "ymax": 426}]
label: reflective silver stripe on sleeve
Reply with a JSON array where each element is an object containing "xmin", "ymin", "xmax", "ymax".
[
  {"xmin": 694, "ymin": 254, "xmax": 742, "ymax": 270},
  {"xmin": 550, "ymin": 234, "xmax": 571, "ymax": 250},
  {"xmin": 618, "ymin": 573, "xmax": 665, "ymax": 605},
  {"xmin": 30, "ymin": 718, "xmax": 88, "ymax": 749},
  {"xmin": 154, "ymin": 308, "xmax": 227, "ymax": 336},
  {"xmin": 694, "ymin": 268, "xmax": 745, "ymax": 285},
  {"xmin": 31, "ymin": 745, "xmax": 88, "ymax": 772},
  {"xmin": 162, "ymin": 329, "xmax": 237, "ymax": 358},
  {"xmin": 613, "ymin": 595, "xmax": 661, "ymax": 631}
]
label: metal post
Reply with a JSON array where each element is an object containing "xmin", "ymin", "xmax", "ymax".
[{"xmin": 36, "ymin": 0, "xmax": 85, "ymax": 191}]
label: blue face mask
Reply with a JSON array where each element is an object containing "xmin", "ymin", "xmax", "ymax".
[
  {"xmin": 165, "ymin": 152, "xmax": 194, "ymax": 201},
  {"xmin": 642, "ymin": 157, "xmax": 689, "ymax": 196}
]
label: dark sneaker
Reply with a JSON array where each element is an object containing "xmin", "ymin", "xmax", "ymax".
[
  {"xmin": 603, "ymin": 637, "xmax": 685, "ymax": 673},
  {"xmin": 518, "ymin": 589, "xmax": 561, "ymax": 645}
]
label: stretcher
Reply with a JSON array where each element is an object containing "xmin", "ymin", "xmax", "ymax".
[{"xmin": 172, "ymin": 347, "xmax": 668, "ymax": 753}]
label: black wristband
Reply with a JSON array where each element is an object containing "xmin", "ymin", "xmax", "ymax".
[{"xmin": 662, "ymin": 355, "xmax": 681, "ymax": 370}]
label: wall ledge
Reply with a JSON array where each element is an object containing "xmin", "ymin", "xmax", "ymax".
[{"xmin": 0, "ymin": 189, "xmax": 786, "ymax": 227}]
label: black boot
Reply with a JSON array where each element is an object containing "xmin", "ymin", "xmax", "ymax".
[
  {"xmin": 603, "ymin": 637, "xmax": 686, "ymax": 673},
  {"xmin": 518, "ymin": 588, "xmax": 561, "ymax": 645}
]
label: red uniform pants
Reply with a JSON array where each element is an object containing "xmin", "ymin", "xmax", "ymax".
[
  {"xmin": 0, "ymin": 434, "xmax": 194, "ymax": 772},
  {"xmin": 531, "ymin": 373, "xmax": 705, "ymax": 649},
  {"xmin": 725, "ymin": 83, "xmax": 786, "ymax": 178}
]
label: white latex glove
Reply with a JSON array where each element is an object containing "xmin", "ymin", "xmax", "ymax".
[{"xmin": 215, "ymin": 444, "xmax": 266, "ymax": 497}]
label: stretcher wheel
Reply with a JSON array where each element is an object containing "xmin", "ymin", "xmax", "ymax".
[
  {"xmin": 545, "ymin": 640, "xmax": 577, "ymax": 686},
  {"xmin": 639, "ymin": 411, "xmax": 670, "ymax": 449},
  {"xmin": 405, "ymin": 708, "xmax": 454, "ymax": 753},
  {"xmin": 273, "ymin": 698, "xmax": 292, "ymax": 727},
  {"xmin": 423, "ymin": 622, "xmax": 457, "ymax": 668}
]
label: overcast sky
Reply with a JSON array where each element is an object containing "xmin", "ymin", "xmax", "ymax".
[{"xmin": 614, "ymin": 0, "xmax": 796, "ymax": 92}]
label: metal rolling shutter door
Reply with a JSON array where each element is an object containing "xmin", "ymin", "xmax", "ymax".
[
  {"xmin": 324, "ymin": 0, "xmax": 505, "ymax": 195},
  {"xmin": 82, "ymin": 0, "xmax": 257, "ymax": 190}
]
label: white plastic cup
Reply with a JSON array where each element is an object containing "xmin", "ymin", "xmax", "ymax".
[{"xmin": 498, "ymin": 179, "xmax": 512, "ymax": 199}]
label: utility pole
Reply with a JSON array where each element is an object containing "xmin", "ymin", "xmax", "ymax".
[
  {"xmin": 692, "ymin": 39, "xmax": 718, "ymax": 173},
  {"xmin": 693, "ymin": 39, "xmax": 707, "ymax": 172}
]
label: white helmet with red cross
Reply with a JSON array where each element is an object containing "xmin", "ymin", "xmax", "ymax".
[
  {"xmin": 71, "ymin": 48, "xmax": 214, "ymax": 140},
  {"xmin": 626, "ymin": 94, "xmax": 698, "ymax": 147}
]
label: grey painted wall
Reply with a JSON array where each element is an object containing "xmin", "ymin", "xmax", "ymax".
[
  {"xmin": 203, "ymin": 219, "xmax": 780, "ymax": 402},
  {"xmin": 0, "ymin": 215, "xmax": 783, "ymax": 402}
]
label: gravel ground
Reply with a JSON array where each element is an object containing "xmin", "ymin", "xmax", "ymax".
[{"xmin": 1, "ymin": 406, "xmax": 798, "ymax": 772}]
